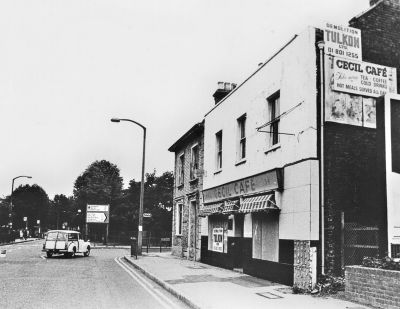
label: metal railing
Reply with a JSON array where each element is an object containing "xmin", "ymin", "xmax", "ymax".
[{"xmin": 344, "ymin": 222, "xmax": 379, "ymax": 266}]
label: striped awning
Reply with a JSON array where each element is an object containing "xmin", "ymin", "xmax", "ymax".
[
  {"xmin": 221, "ymin": 200, "xmax": 239, "ymax": 214},
  {"xmin": 199, "ymin": 203, "xmax": 223, "ymax": 216},
  {"xmin": 239, "ymin": 194, "xmax": 278, "ymax": 213}
]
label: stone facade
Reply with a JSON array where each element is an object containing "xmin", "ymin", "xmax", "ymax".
[
  {"xmin": 293, "ymin": 240, "xmax": 317, "ymax": 290},
  {"xmin": 169, "ymin": 122, "xmax": 204, "ymax": 260}
]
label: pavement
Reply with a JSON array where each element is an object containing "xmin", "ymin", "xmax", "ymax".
[
  {"xmin": 0, "ymin": 238, "xmax": 38, "ymax": 246},
  {"xmin": 124, "ymin": 252, "xmax": 371, "ymax": 309}
]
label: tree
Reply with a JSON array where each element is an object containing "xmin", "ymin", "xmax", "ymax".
[
  {"xmin": 73, "ymin": 160, "xmax": 123, "ymax": 239},
  {"xmin": 0, "ymin": 197, "xmax": 10, "ymax": 227},
  {"xmin": 48, "ymin": 194, "xmax": 74, "ymax": 230},
  {"xmin": 73, "ymin": 160, "xmax": 123, "ymax": 212},
  {"xmin": 124, "ymin": 171, "xmax": 173, "ymax": 237},
  {"xmin": 12, "ymin": 184, "xmax": 50, "ymax": 230}
]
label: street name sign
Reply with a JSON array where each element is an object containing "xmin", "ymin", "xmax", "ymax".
[{"xmin": 143, "ymin": 213, "xmax": 152, "ymax": 218}]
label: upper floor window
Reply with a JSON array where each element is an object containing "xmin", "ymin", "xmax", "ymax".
[
  {"xmin": 177, "ymin": 153, "xmax": 184, "ymax": 186},
  {"xmin": 268, "ymin": 93, "xmax": 280, "ymax": 147},
  {"xmin": 190, "ymin": 144, "xmax": 199, "ymax": 180},
  {"xmin": 215, "ymin": 130, "xmax": 223, "ymax": 170},
  {"xmin": 237, "ymin": 114, "xmax": 246, "ymax": 161}
]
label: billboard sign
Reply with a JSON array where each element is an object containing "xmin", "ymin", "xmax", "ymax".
[
  {"xmin": 332, "ymin": 57, "xmax": 397, "ymax": 98},
  {"xmin": 324, "ymin": 22, "xmax": 362, "ymax": 61}
]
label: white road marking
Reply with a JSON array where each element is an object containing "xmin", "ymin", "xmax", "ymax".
[{"xmin": 114, "ymin": 257, "xmax": 176, "ymax": 309}]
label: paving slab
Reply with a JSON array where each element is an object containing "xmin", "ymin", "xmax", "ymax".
[{"xmin": 124, "ymin": 252, "xmax": 372, "ymax": 309}]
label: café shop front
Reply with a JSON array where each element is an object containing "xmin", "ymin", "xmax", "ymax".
[{"xmin": 199, "ymin": 168, "xmax": 294, "ymax": 285}]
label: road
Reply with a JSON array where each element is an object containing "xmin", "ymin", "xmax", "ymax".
[{"xmin": 0, "ymin": 240, "xmax": 189, "ymax": 309}]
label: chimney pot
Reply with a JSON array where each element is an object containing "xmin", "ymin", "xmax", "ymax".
[{"xmin": 212, "ymin": 82, "xmax": 236, "ymax": 104}]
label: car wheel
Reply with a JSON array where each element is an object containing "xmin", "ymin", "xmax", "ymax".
[
  {"xmin": 46, "ymin": 252, "xmax": 53, "ymax": 258},
  {"xmin": 84, "ymin": 247, "xmax": 90, "ymax": 257}
]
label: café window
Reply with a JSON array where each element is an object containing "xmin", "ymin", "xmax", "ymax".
[
  {"xmin": 237, "ymin": 114, "xmax": 246, "ymax": 161},
  {"xmin": 215, "ymin": 130, "xmax": 223, "ymax": 170},
  {"xmin": 268, "ymin": 93, "xmax": 280, "ymax": 147},
  {"xmin": 208, "ymin": 217, "xmax": 228, "ymax": 253},
  {"xmin": 252, "ymin": 212, "xmax": 279, "ymax": 261},
  {"xmin": 190, "ymin": 144, "xmax": 199, "ymax": 180}
]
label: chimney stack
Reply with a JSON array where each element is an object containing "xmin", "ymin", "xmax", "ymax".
[{"xmin": 212, "ymin": 82, "xmax": 237, "ymax": 104}]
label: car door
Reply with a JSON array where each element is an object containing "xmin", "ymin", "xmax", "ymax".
[{"xmin": 67, "ymin": 233, "xmax": 79, "ymax": 251}]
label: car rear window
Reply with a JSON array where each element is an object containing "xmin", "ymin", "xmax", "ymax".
[{"xmin": 46, "ymin": 232, "xmax": 58, "ymax": 240}]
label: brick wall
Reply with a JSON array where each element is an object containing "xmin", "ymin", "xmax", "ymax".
[
  {"xmin": 323, "ymin": 2, "xmax": 400, "ymax": 275},
  {"xmin": 349, "ymin": 1, "xmax": 400, "ymax": 91},
  {"xmin": 346, "ymin": 266, "xmax": 400, "ymax": 309},
  {"xmin": 324, "ymin": 123, "xmax": 382, "ymax": 274},
  {"xmin": 171, "ymin": 132, "xmax": 204, "ymax": 259}
]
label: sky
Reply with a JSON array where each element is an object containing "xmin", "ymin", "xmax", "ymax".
[{"xmin": 0, "ymin": 0, "xmax": 369, "ymax": 199}]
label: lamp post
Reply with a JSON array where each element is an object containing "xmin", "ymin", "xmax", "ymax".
[
  {"xmin": 10, "ymin": 175, "xmax": 32, "ymax": 229},
  {"xmin": 111, "ymin": 118, "xmax": 146, "ymax": 256}
]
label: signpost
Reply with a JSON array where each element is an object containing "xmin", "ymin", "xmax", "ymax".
[
  {"xmin": 143, "ymin": 213, "xmax": 152, "ymax": 218},
  {"xmin": 86, "ymin": 204, "xmax": 110, "ymax": 243}
]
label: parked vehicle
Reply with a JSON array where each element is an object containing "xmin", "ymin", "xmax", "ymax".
[{"xmin": 43, "ymin": 230, "xmax": 91, "ymax": 258}]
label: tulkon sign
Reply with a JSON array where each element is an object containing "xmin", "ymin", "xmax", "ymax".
[
  {"xmin": 324, "ymin": 22, "xmax": 362, "ymax": 61},
  {"xmin": 86, "ymin": 204, "xmax": 109, "ymax": 223}
]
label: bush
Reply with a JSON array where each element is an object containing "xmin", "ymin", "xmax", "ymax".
[{"xmin": 362, "ymin": 256, "xmax": 400, "ymax": 271}]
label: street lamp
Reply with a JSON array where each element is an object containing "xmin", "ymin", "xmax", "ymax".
[
  {"xmin": 10, "ymin": 175, "xmax": 32, "ymax": 229},
  {"xmin": 111, "ymin": 117, "xmax": 146, "ymax": 256}
]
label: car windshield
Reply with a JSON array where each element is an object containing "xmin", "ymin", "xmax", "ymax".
[{"xmin": 67, "ymin": 233, "xmax": 78, "ymax": 241}]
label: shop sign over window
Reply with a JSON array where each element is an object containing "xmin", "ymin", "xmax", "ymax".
[
  {"xmin": 332, "ymin": 57, "xmax": 397, "ymax": 98},
  {"xmin": 202, "ymin": 169, "xmax": 283, "ymax": 204},
  {"xmin": 324, "ymin": 22, "xmax": 362, "ymax": 61}
]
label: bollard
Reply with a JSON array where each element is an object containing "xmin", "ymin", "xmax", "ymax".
[
  {"xmin": 130, "ymin": 237, "xmax": 137, "ymax": 259},
  {"xmin": 0, "ymin": 249, "xmax": 6, "ymax": 258}
]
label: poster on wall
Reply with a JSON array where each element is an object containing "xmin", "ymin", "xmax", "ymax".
[
  {"xmin": 325, "ymin": 55, "xmax": 377, "ymax": 128},
  {"xmin": 212, "ymin": 227, "xmax": 224, "ymax": 252},
  {"xmin": 363, "ymin": 98, "xmax": 377, "ymax": 129},
  {"xmin": 324, "ymin": 22, "xmax": 362, "ymax": 61}
]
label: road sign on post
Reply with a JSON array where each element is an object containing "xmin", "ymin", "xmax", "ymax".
[
  {"xmin": 86, "ymin": 204, "xmax": 110, "ymax": 244},
  {"xmin": 86, "ymin": 205, "xmax": 109, "ymax": 223}
]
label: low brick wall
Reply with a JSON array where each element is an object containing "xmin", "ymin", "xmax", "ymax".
[{"xmin": 346, "ymin": 266, "xmax": 400, "ymax": 309}]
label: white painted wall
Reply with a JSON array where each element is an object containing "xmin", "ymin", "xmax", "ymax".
[
  {"xmin": 203, "ymin": 27, "xmax": 319, "ymax": 241},
  {"xmin": 203, "ymin": 27, "xmax": 318, "ymax": 191}
]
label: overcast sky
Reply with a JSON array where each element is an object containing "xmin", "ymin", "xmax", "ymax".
[{"xmin": 0, "ymin": 0, "xmax": 369, "ymax": 199}]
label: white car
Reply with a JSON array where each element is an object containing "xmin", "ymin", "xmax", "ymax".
[{"xmin": 43, "ymin": 230, "xmax": 91, "ymax": 258}]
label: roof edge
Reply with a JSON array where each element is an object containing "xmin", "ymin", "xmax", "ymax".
[{"xmin": 168, "ymin": 120, "xmax": 204, "ymax": 152}]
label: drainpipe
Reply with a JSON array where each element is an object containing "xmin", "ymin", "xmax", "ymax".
[{"xmin": 317, "ymin": 40, "xmax": 326, "ymax": 275}]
